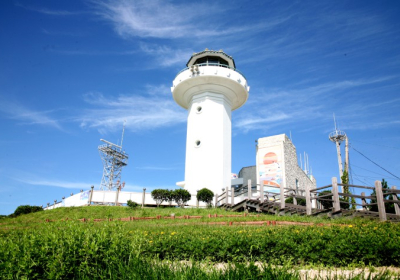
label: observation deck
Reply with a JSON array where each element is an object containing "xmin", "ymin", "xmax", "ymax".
[
  {"xmin": 329, "ymin": 130, "xmax": 347, "ymax": 143},
  {"xmin": 171, "ymin": 50, "xmax": 249, "ymax": 110}
]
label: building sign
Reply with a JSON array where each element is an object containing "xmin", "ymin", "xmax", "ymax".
[{"xmin": 257, "ymin": 145, "xmax": 282, "ymax": 188}]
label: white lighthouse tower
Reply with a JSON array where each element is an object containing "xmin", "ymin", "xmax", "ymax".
[{"xmin": 171, "ymin": 49, "xmax": 249, "ymax": 196}]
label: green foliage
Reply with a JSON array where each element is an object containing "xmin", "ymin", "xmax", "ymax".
[
  {"xmin": 317, "ymin": 190, "xmax": 350, "ymax": 210},
  {"xmin": 341, "ymin": 170, "xmax": 356, "ymax": 210},
  {"xmin": 1, "ymin": 220, "xmax": 399, "ymax": 278},
  {"xmin": 368, "ymin": 179, "xmax": 397, "ymax": 214},
  {"xmin": 151, "ymin": 189, "xmax": 170, "ymax": 207},
  {"xmin": 285, "ymin": 197, "xmax": 306, "ymax": 206},
  {"xmin": 127, "ymin": 200, "xmax": 139, "ymax": 209},
  {"xmin": 196, "ymin": 188, "xmax": 214, "ymax": 206},
  {"xmin": 165, "ymin": 189, "xmax": 174, "ymax": 205},
  {"xmin": 172, "ymin": 189, "xmax": 191, "ymax": 208},
  {"xmin": 12, "ymin": 205, "xmax": 43, "ymax": 217}
]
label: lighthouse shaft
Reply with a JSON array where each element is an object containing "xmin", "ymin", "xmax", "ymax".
[{"xmin": 185, "ymin": 93, "xmax": 232, "ymax": 194}]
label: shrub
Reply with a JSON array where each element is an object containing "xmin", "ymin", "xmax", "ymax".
[
  {"xmin": 172, "ymin": 189, "xmax": 191, "ymax": 208},
  {"xmin": 285, "ymin": 197, "xmax": 306, "ymax": 206},
  {"xmin": 368, "ymin": 179, "xmax": 397, "ymax": 214},
  {"xmin": 127, "ymin": 200, "xmax": 139, "ymax": 209},
  {"xmin": 317, "ymin": 190, "xmax": 350, "ymax": 210},
  {"xmin": 151, "ymin": 189, "xmax": 169, "ymax": 207},
  {"xmin": 12, "ymin": 205, "xmax": 43, "ymax": 217},
  {"xmin": 196, "ymin": 188, "xmax": 214, "ymax": 207},
  {"xmin": 165, "ymin": 190, "xmax": 174, "ymax": 205}
]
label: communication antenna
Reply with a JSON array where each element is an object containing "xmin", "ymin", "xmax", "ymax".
[
  {"xmin": 120, "ymin": 120, "xmax": 126, "ymax": 147},
  {"xmin": 329, "ymin": 114, "xmax": 347, "ymax": 183},
  {"xmin": 98, "ymin": 123, "xmax": 129, "ymax": 191},
  {"xmin": 299, "ymin": 153, "xmax": 303, "ymax": 170}
]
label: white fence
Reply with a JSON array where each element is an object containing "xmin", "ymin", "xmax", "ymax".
[{"xmin": 44, "ymin": 188, "xmax": 211, "ymax": 210}]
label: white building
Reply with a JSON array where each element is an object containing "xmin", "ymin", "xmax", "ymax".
[
  {"xmin": 256, "ymin": 134, "xmax": 316, "ymax": 195},
  {"xmin": 171, "ymin": 49, "xmax": 249, "ymax": 196}
]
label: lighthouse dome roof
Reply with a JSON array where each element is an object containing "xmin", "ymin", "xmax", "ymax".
[{"xmin": 186, "ymin": 49, "xmax": 236, "ymax": 68}]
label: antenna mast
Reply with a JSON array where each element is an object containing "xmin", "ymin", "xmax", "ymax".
[
  {"xmin": 120, "ymin": 120, "xmax": 126, "ymax": 148},
  {"xmin": 329, "ymin": 114, "xmax": 347, "ymax": 184},
  {"xmin": 98, "ymin": 123, "xmax": 129, "ymax": 191}
]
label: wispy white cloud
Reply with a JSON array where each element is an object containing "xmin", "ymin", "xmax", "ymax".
[
  {"xmin": 139, "ymin": 43, "xmax": 191, "ymax": 67},
  {"xmin": 0, "ymin": 98, "xmax": 62, "ymax": 130},
  {"xmin": 91, "ymin": 0, "xmax": 225, "ymax": 39},
  {"xmin": 234, "ymin": 76, "xmax": 398, "ymax": 133},
  {"xmin": 16, "ymin": 178, "xmax": 94, "ymax": 189},
  {"xmin": 49, "ymin": 49, "xmax": 138, "ymax": 56},
  {"xmin": 91, "ymin": 0, "xmax": 289, "ymax": 40},
  {"xmin": 15, "ymin": 2, "xmax": 85, "ymax": 16},
  {"xmin": 79, "ymin": 90, "xmax": 186, "ymax": 133}
]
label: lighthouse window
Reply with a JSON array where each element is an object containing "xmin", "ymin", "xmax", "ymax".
[
  {"xmin": 193, "ymin": 56, "xmax": 229, "ymax": 67},
  {"xmin": 195, "ymin": 140, "xmax": 201, "ymax": 147},
  {"xmin": 207, "ymin": 57, "xmax": 219, "ymax": 65},
  {"xmin": 196, "ymin": 106, "xmax": 202, "ymax": 113}
]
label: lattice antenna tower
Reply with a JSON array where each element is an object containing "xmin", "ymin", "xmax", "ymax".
[
  {"xmin": 98, "ymin": 122, "xmax": 128, "ymax": 191},
  {"xmin": 329, "ymin": 114, "xmax": 348, "ymax": 182}
]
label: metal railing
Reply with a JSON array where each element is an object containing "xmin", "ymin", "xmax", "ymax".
[{"xmin": 175, "ymin": 63, "xmax": 247, "ymax": 79}]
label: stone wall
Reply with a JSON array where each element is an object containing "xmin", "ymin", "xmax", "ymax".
[{"xmin": 282, "ymin": 135, "xmax": 316, "ymax": 195}]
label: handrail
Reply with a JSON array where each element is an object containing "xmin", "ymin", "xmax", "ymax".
[
  {"xmin": 310, "ymin": 184, "xmax": 332, "ymax": 192},
  {"xmin": 337, "ymin": 183, "xmax": 376, "ymax": 190},
  {"xmin": 175, "ymin": 63, "xmax": 247, "ymax": 79}
]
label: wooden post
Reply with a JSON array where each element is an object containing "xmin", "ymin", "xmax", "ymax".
[
  {"xmin": 214, "ymin": 193, "xmax": 218, "ymax": 208},
  {"xmin": 225, "ymin": 187, "xmax": 229, "ymax": 205},
  {"xmin": 280, "ymin": 181, "xmax": 285, "ymax": 209},
  {"xmin": 248, "ymin": 179, "xmax": 252, "ymax": 199},
  {"xmin": 305, "ymin": 183, "xmax": 311, "ymax": 215},
  {"xmin": 231, "ymin": 186, "xmax": 235, "ymax": 206},
  {"xmin": 196, "ymin": 190, "xmax": 199, "ymax": 208},
  {"xmin": 293, "ymin": 189, "xmax": 297, "ymax": 205},
  {"xmin": 88, "ymin": 185, "xmax": 94, "ymax": 205},
  {"xmin": 361, "ymin": 192, "xmax": 367, "ymax": 211},
  {"xmin": 332, "ymin": 177, "xmax": 340, "ymax": 212},
  {"xmin": 375, "ymin": 180, "xmax": 387, "ymax": 221},
  {"xmin": 260, "ymin": 181, "xmax": 264, "ymax": 203},
  {"xmin": 142, "ymin": 188, "xmax": 146, "ymax": 208},
  {"xmin": 392, "ymin": 186, "xmax": 400, "ymax": 216}
]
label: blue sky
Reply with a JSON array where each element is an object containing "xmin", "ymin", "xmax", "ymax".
[{"xmin": 1, "ymin": 0, "xmax": 400, "ymax": 215}]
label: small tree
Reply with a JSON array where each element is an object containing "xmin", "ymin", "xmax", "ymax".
[
  {"xmin": 165, "ymin": 190, "xmax": 174, "ymax": 206},
  {"xmin": 12, "ymin": 205, "xmax": 43, "ymax": 217},
  {"xmin": 173, "ymin": 189, "xmax": 191, "ymax": 208},
  {"xmin": 368, "ymin": 179, "xmax": 396, "ymax": 214},
  {"xmin": 285, "ymin": 197, "xmax": 306, "ymax": 206},
  {"xmin": 151, "ymin": 189, "xmax": 169, "ymax": 207},
  {"xmin": 341, "ymin": 169, "xmax": 356, "ymax": 210},
  {"xmin": 197, "ymin": 188, "xmax": 214, "ymax": 207},
  {"xmin": 127, "ymin": 200, "xmax": 138, "ymax": 209},
  {"xmin": 317, "ymin": 190, "xmax": 350, "ymax": 210}
]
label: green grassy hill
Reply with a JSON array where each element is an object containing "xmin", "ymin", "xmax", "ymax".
[{"xmin": 1, "ymin": 206, "xmax": 400, "ymax": 279}]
